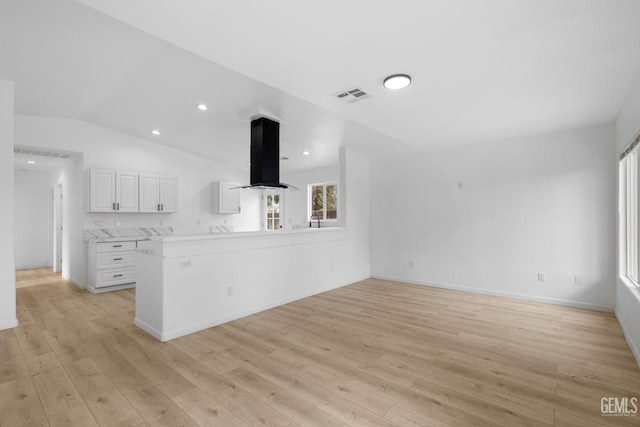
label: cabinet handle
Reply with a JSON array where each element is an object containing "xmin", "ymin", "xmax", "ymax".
[
  {"xmin": 157, "ymin": 204, "xmax": 160, "ymax": 211},
  {"xmin": 117, "ymin": 202, "xmax": 120, "ymax": 211},
  {"xmin": 112, "ymin": 202, "xmax": 116, "ymax": 211},
  {"xmin": 112, "ymin": 245, "xmax": 123, "ymax": 248},
  {"xmin": 161, "ymin": 204, "xmax": 164, "ymax": 211},
  {"xmin": 113, "ymin": 257, "xmax": 123, "ymax": 261},
  {"xmin": 113, "ymin": 274, "xmax": 123, "ymax": 278}
]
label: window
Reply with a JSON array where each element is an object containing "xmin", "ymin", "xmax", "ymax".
[
  {"xmin": 621, "ymin": 146, "xmax": 639, "ymax": 284},
  {"xmin": 309, "ymin": 183, "xmax": 337, "ymax": 221},
  {"xmin": 266, "ymin": 194, "xmax": 280, "ymax": 231}
]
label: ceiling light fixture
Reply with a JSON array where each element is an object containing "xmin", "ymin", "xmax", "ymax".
[
  {"xmin": 27, "ymin": 160, "xmax": 36, "ymax": 164},
  {"xmin": 383, "ymin": 74, "xmax": 412, "ymax": 90},
  {"xmin": 197, "ymin": 104, "xmax": 208, "ymax": 111},
  {"xmin": 302, "ymin": 151, "xmax": 310, "ymax": 156},
  {"xmin": 151, "ymin": 129, "xmax": 160, "ymax": 135}
]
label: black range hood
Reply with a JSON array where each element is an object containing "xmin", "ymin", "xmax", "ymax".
[{"xmin": 238, "ymin": 117, "xmax": 297, "ymax": 190}]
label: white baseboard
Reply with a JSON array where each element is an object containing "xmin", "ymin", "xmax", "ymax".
[
  {"xmin": 148, "ymin": 281, "xmax": 349, "ymax": 342},
  {"xmin": 370, "ymin": 274, "xmax": 614, "ymax": 313},
  {"xmin": 134, "ymin": 317, "xmax": 163, "ymax": 341},
  {"xmin": 63, "ymin": 274, "xmax": 85, "ymax": 289},
  {"xmin": 87, "ymin": 283, "xmax": 135, "ymax": 294},
  {"xmin": 0, "ymin": 318, "xmax": 18, "ymax": 331},
  {"xmin": 615, "ymin": 309, "xmax": 640, "ymax": 368}
]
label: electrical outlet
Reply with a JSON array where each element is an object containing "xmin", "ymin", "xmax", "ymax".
[
  {"xmin": 409, "ymin": 260, "xmax": 415, "ymax": 268},
  {"xmin": 180, "ymin": 260, "xmax": 192, "ymax": 268},
  {"xmin": 574, "ymin": 276, "xmax": 583, "ymax": 286},
  {"xmin": 537, "ymin": 272, "xmax": 545, "ymax": 282},
  {"xmin": 92, "ymin": 221, "xmax": 102, "ymax": 228},
  {"xmin": 196, "ymin": 219, "xmax": 201, "ymax": 225},
  {"xmin": 227, "ymin": 286, "xmax": 233, "ymax": 296}
]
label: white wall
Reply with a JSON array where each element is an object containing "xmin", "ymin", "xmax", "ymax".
[
  {"xmin": 371, "ymin": 123, "xmax": 616, "ymax": 311},
  {"xmin": 0, "ymin": 81, "xmax": 17, "ymax": 330},
  {"xmin": 341, "ymin": 147, "xmax": 371, "ymax": 282},
  {"xmin": 281, "ymin": 165, "xmax": 339, "ymax": 228},
  {"xmin": 615, "ymin": 70, "xmax": 640, "ymax": 363},
  {"xmin": 13, "ymin": 169, "xmax": 59, "ymax": 270},
  {"xmin": 15, "ymin": 115, "xmax": 263, "ymax": 286}
]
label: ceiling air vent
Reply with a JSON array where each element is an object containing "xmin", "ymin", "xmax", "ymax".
[
  {"xmin": 14, "ymin": 146, "xmax": 72, "ymax": 159},
  {"xmin": 335, "ymin": 87, "xmax": 371, "ymax": 103}
]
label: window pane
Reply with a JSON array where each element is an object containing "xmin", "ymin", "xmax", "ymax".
[
  {"xmin": 627, "ymin": 151, "xmax": 638, "ymax": 282},
  {"xmin": 326, "ymin": 185, "xmax": 337, "ymax": 219},
  {"xmin": 312, "ymin": 185, "xmax": 324, "ymax": 219}
]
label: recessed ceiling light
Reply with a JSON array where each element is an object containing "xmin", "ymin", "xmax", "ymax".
[
  {"xmin": 27, "ymin": 160, "xmax": 36, "ymax": 164},
  {"xmin": 383, "ymin": 74, "xmax": 412, "ymax": 90},
  {"xmin": 302, "ymin": 151, "xmax": 310, "ymax": 156},
  {"xmin": 197, "ymin": 104, "xmax": 208, "ymax": 111},
  {"xmin": 151, "ymin": 129, "xmax": 160, "ymax": 135}
]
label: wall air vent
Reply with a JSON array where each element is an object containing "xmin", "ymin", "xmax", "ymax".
[
  {"xmin": 335, "ymin": 87, "xmax": 372, "ymax": 103},
  {"xmin": 14, "ymin": 146, "xmax": 72, "ymax": 159}
]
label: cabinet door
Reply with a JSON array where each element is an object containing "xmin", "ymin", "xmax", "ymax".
[
  {"xmin": 139, "ymin": 174, "xmax": 160, "ymax": 213},
  {"xmin": 89, "ymin": 169, "xmax": 115, "ymax": 212},
  {"xmin": 116, "ymin": 171, "xmax": 139, "ymax": 212},
  {"xmin": 160, "ymin": 176, "xmax": 179, "ymax": 213},
  {"xmin": 220, "ymin": 182, "xmax": 241, "ymax": 214}
]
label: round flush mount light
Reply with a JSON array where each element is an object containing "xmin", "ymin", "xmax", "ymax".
[
  {"xmin": 151, "ymin": 129, "xmax": 160, "ymax": 135},
  {"xmin": 302, "ymin": 151, "xmax": 310, "ymax": 156},
  {"xmin": 197, "ymin": 104, "xmax": 208, "ymax": 111},
  {"xmin": 27, "ymin": 160, "xmax": 37, "ymax": 164},
  {"xmin": 383, "ymin": 74, "xmax": 412, "ymax": 90}
]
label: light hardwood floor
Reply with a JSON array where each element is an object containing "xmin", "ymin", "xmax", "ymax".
[{"xmin": 3, "ymin": 269, "xmax": 640, "ymax": 426}]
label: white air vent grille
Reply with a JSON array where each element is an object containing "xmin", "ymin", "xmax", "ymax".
[
  {"xmin": 14, "ymin": 146, "xmax": 72, "ymax": 159},
  {"xmin": 335, "ymin": 87, "xmax": 372, "ymax": 103}
]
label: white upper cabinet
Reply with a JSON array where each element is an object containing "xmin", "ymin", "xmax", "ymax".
[
  {"xmin": 89, "ymin": 169, "xmax": 116, "ymax": 212},
  {"xmin": 160, "ymin": 176, "xmax": 179, "ymax": 213},
  {"xmin": 138, "ymin": 173, "xmax": 179, "ymax": 213},
  {"xmin": 89, "ymin": 169, "xmax": 138, "ymax": 212},
  {"xmin": 213, "ymin": 181, "xmax": 241, "ymax": 214},
  {"xmin": 115, "ymin": 171, "xmax": 139, "ymax": 212},
  {"xmin": 89, "ymin": 169, "xmax": 177, "ymax": 213},
  {"xmin": 138, "ymin": 174, "xmax": 160, "ymax": 213}
]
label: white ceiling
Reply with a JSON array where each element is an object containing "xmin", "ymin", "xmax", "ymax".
[{"xmin": 2, "ymin": 0, "xmax": 640, "ymax": 172}]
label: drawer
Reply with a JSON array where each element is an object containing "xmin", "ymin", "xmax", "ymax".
[
  {"xmin": 96, "ymin": 241, "xmax": 137, "ymax": 253},
  {"xmin": 96, "ymin": 268, "xmax": 135, "ymax": 288},
  {"xmin": 97, "ymin": 251, "xmax": 135, "ymax": 269}
]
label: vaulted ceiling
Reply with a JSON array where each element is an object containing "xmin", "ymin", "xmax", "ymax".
[{"xmin": 2, "ymin": 0, "xmax": 640, "ymax": 172}]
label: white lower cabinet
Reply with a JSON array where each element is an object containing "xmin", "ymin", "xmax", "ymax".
[{"xmin": 86, "ymin": 240, "xmax": 139, "ymax": 293}]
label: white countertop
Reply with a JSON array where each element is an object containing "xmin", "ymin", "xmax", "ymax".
[{"xmin": 150, "ymin": 227, "xmax": 347, "ymax": 243}]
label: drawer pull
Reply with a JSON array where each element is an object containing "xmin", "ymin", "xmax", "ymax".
[
  {"xmin": 113, "ymin": 257, "xmax": 123, "ymax": 261},
  {"xmin": 112, "ymin": 245, "xmax": 123, "ymax": 248},
  {"xmin": 113, "ymin": 274, "xmax": 124, "ymax": 278}
]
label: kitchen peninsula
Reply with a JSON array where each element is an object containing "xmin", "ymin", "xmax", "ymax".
[{"xmin": 134, "ymin": 227, "xmax": 352, "ymax": 341}]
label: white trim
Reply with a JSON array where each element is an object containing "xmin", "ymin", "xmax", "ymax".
[
  {"xmin": 370, "ymin": 274, "xmax": 614, "ymax": 312},
  {"xmin": 87, "ymin": 283, "xmax": 135, "ymax": 294},
  {"xmin": 134, "ymin": 317, "xmax": 163, "ymax": 341},
  {"xmin": 615, "ymin": 308, "xmax": 640, "ymax": 368},
  {"xmin": 146, "ymin": 282, "xmax": 347, "ymax": 342},
  {"xmin": 0, "ymin": 319, "xmax": 18, "ymax": 331},
  {"xmin": 63, "ymin": 274, "xmax": 85, "ymax": 289}
]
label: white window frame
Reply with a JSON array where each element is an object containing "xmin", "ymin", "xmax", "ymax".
[
  {"xmin": 620, "ymin": 147, "xmax": 639, "ymax": 286},
  {"xmin": 308, "ymin": 183, "xmax": 338, "ymax": 222},
  {"xmin": 265, "ymin": 192, "xmax": 281, "ymax": 231}
]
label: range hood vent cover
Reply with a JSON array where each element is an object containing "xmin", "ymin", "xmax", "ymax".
[{"xmin": 238, "ymin": 117, "xmax": 297, "ymax": 190}]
